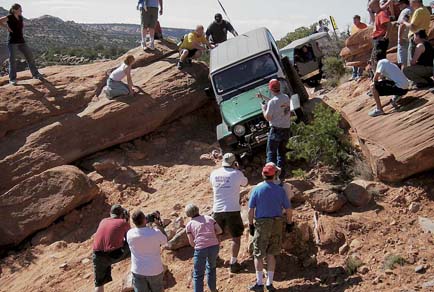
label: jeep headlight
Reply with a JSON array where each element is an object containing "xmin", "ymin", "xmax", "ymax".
[{"xmin": 233, "ymin": 124, "xmax": 246, "ymax": 137}]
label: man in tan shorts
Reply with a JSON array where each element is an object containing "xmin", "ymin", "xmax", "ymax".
[{"xmin": 137, "ymin": 0, "xmax": 163, "ymax": 50}]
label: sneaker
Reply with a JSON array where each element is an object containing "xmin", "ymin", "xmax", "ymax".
[
  {"xmin": 249, "ymin": 284, "xmax": 264, "ymax": 292},
  {"xmin": 348, "ymin": 76, "xmax": 355, "ymax": 81},
  {"xmin": 177, "ymin": 61, "xmax": 184, "ymax": 70},
  {"xmin": 367, "ymin": 90, "xmax": 373, "ymax": 97},
  {"xmin": 230, "ymin": 262, "xmax": 242, "ymax": 273},
  {"xmin": 9, "ymin": 80, "xmax": 17, "ymax": 86},
  {"xmin": 33, "ymin": 73, "xmax": 44, "ymax": 80},
  {"xmin": 266, "ymin": 284, "xmax": 277, "ymax": 292},
  {"xmin": 368, "ymin": 108, "xmax": 384, "ymax": 117},
  {"xmin": 390, "ymin": 95, "xmax": 402, "ymax": 109},
  {"xmin": 148, "ymin": 42, "xmax": 155, "ymax": 51}
]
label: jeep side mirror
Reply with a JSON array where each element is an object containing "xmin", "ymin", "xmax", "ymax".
[{"xmin": 204, "ymin": 87, "xmax": 215, "ymax": 98}]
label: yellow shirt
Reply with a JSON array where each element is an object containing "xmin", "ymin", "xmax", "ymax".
[
  {"xmin": 409, "ymin": 7, "xmax": 431, "ymax": 38},
  {"xmin": 180, "ymin": 32, "xmax": 207, "ymax": 50}
]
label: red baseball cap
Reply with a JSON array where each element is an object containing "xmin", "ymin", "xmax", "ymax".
[
  {"xmin": 268, "ymin": 79, "xmax": 280, "ymax": 92},
  {"xmin": 262, "ymin": 164, "xmax": 276, "ymax": 176}
]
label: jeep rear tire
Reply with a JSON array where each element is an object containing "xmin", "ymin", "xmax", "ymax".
[{"xmin": 282, "ymin": 56, "xmax": 309, "ymax": 104}]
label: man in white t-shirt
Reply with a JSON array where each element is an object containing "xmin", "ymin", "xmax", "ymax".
[
  {"xmin": 127, "ymin": 210, "xmax": 167, "ymax": 292},
  {"xmin": 210, "ymin": 152, "xmax": 248, "ymax": 273},
  {"xmin": 369, "ymin": 56, "xmax": 409, "ymax": 117}
]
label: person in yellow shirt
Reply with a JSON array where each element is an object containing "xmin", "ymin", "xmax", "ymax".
[
  {"xmin": 403, "ymin": 0, "xmax": 431, "ymax": 65},
  {"xmin": 177, "ymin": 25, "xmax": 213, "ymax": 69}
]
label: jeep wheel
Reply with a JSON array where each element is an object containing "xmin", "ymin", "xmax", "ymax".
[{"xmin": 281, "ymin": 56, "xmax": 309, "ymax": 104}]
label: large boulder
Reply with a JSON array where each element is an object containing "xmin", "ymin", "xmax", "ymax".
[
  {"xmin": 0, "ymin": 165, "xmax": 99, "ymax": 247},
  {"xmin": 340, "ymin": 87, "xmax": 434, "ymax": 182},
  {"xmin": 0, "ymin": 44, "xmax": 209, "ymax": 194},
  {"xmin": 0, "ymin": 41, "xmax": 178, "ymax": 138},
  {"xmin": 305, "ymin": 188, "xmax": 347, "ymax": 213},
  {"xmin": 344, "ymin": 180, "xmax": 373, "ymax": 207}
]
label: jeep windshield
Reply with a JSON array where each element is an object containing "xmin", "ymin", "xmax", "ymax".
[{"xmin": 213, "ymin": 53, "xmax": 277, "ymax": 98}]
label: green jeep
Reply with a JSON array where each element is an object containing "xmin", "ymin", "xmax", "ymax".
[{"xmin": 207, "ymin": 27, "xmax": 309, "ymax": 158}]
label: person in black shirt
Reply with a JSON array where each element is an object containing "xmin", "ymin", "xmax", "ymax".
[
  {"xmin": 0, "ymin": 3, "xmax": 42, "ymax": 86},
  {"xmin": 205, "ymin": 13, "xmax": 238, "ymax": 45},
  {"xmin": 403, "ymin": 29, "xmax": 434, "ymax": 88}
]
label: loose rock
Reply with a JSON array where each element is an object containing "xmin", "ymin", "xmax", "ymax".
[
  {"xmin": 305, "ymin": 188, "xmax": 347, "ymax": 213},
  {"xmin": 344, "ymin": 180, "xmax": 373, "ymax": 207}
]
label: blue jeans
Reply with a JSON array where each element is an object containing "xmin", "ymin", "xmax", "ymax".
[
  {"xmin": 8, "ymin": 43, "xmax": 39, "ymax": 81},
  {"xmin": 352, "ymin": 67, "xmax": 363, "ymax": 78},
  {"xmin": 266, "ymin": 127, "xmax": 290, "ymax": 177},
  {"xmin": 193, "ymin": 245, "xmax": 219, "ymax": 292}
]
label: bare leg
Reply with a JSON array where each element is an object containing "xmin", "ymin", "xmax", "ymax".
[
  {"xmin": 231, "ymin": 237, "xmax": 241, "ymax": 259},
  {"xmin": 193, "ymin": 50, "xmax": 203, "ymax": 60},
  {"xmin": 95, "ymin": 286, "xmax": 104, "ymax": 292},
  {"xmin": 149, "ymin": 28, "xmax": 155, "ymax": 44},
  {"xmin": 180, "ymin": 50, "xmax": 189, "ymax": 62},
  {"xmin": 141, "ymin": 27, "xmax": 147, "ymax": 47},
  {"xmin": 371, "ymin": 83, "xmax": 383, "ymax": 111}
]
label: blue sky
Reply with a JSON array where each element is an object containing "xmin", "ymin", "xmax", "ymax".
[{"xmin": 2, "ymin": 0, "xmax": 432, "ymax": 38}]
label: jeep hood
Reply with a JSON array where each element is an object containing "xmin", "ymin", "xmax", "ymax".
[{"xmin": 220, "ymin": 84, "xmax": 270, "ymax": 128}]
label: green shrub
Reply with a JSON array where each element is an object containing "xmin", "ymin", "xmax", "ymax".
[
  {"xmin": 322, "ymin": 56, "xmax": 346, "ymax": 88},
  {"xmin": 287, "ymin": 104, "xmax": 350, "ymax": 166},
  {"xmin": 345, "ymin": 256, "xmax": 363, "ymax": 275},
  {"xmin": 383, "ymin": 255, "xmax": 405, "ymax": 270},
  {"xmin": 292, "ymin": 169, "xmax": 307, "ymax": 179}
]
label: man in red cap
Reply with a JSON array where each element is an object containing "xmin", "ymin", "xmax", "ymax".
[
  {"xmin": 247, "ymin": 164, "xmax": 293, "ymax": 292},
  {"xmin": 258, "ymin": 79, "xmax": 291, "ymax": 179}
]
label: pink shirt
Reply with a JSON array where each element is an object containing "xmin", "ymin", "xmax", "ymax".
[{"xmin": 185, "ymin": 215, "xmax": 219, "ymax": 250}]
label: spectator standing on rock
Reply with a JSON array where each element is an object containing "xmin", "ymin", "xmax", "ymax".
[
  {"xmin": 105, "ymin": 55, "xmax": 136, "ymax": 99},
  {"xmin": 206, "ymin": 13, "xmax": 238, "ymax": 45},
  {"xmin": 248, "ymin": 165, "xmax": 293, "ymax": 292},
  {"xmin": 370, "ymin": 0, "xmax": 392, "ymax": 73},
  {"xmin": 137, "ymin": 0, "xmax": 163, "ymax": 51},
  {"xmin": 317, "ymin": 20, "xmax": 329, "ymax": 33},
  {"xmin": 93, "ymin": 205, "xmax": 131, "ymax": 292},
  {"xmin": 350, "ymin": 15, "xmax": 368, "ymax": 81},
  {"xmin": 403, "ymin": 30, "xmax": 434, "ymax": 88},
  {"xmin": 396, "ymin": 0, "xmax": 412, "ymax": 69},
  {"xmin": 257, "ymin": 79, "xmax": 291, "ymax": 179},
  {"xmin": 0, "ymin": 3, "xmax": 43, "ymax": 86},
  {"xmin": 185, "ymin": 204, "xmax": 223, "ymax": 292},
  {"xmin": 368, "ymin": 54, "xmax": 409, "ymax": 116},
  {"xmin": 177, "ymin": 25, "xmax": 213, "ymax": 70},
  {"xmin": 210, "ymin": 153, "xmax": 248, "ymax": 273},
  {"xmin": 403, "ymin": 0, "xmax": 431, "ymax": 65},
  {"xmin": 127, "ymin": 210, "xmax": 167, "ymax": 292}
]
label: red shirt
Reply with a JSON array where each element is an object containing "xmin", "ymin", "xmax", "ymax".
[
  {"xmin": 93, "ymin": 218, "xmax": 130, "ymax": 252},
  {"xmin": 373, "ymin": 10, "xmax": 390, "ymax": 39}
]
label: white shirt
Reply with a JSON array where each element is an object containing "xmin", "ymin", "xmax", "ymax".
[
  {"xmin": 127, "ymin": 227, "xmax": 167, "ymax": 276},
  {"xmin": 397, "ymin": 7, "xmax": 412, "ymax": 41},
  {"xmin": 109, "ymin": 63, "xmax": 128, "ymax": 81},
  {"xmin": 210, "ymin": 167, "xmax": 248, "ymax": 213},
  {"xmin": 264, "ymin": 93, "xmax": 291, "ymax": 128},
  {"xmin": 376, "ymin": 59, "xmax": 409, "ymax": 89}
]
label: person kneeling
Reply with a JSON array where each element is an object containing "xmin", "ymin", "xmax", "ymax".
[
  {"xmin": 105, "ymin": 55, "xmax": 136, "ymax": 99},
  {"xmin": 369, "ymin": 56, "xmax": 409, "ymax": 117},
  {"xmin": 127, "ymin": 210, "xmax": 167, "ymax": 292},
  {"xmin": 177, "ymin": 25, "xmax": 213, "ymax": 70},
  {"xmin": 185, "ymin": 204, "xmax": 222, "ymax": 292}
]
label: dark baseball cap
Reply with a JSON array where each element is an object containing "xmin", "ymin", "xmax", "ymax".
[
  {"xmin": 399, "ymin": 0, "xmax": 409, "ymax": 5},
  {"xmin": 215, "ymin": 13, "xmax": 222, "ymax": 21},
  {"xmin": 110, "ymin": 204, "xmax": 124, "ymax": 218}
]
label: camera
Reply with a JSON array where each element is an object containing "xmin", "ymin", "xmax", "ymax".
[
  {"xmin": 146, "ymin": 211, "xmax": 161, "ymax": 224},
  {"xmin": 121, "ymin": 208, "xmax": 130, "ymax": 221}
]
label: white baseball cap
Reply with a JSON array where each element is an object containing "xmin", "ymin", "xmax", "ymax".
[{"xmin": 222, "ymin": 153, "xmax": 236, "ymax": 167}]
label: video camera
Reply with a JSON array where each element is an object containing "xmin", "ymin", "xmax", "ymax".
[{"xmin": 121, "ymin": 208, "xmax": 130, "ymax": 221}]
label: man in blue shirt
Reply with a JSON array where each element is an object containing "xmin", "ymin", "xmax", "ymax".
[
  {"xmin": 137, "ymin": 0, "xmax": 163, "ymax": 51},
  {"xmin": 248, "ymin": 164, "xmax": 293, "ymax": 292}
]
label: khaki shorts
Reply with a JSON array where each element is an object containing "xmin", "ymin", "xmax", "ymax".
[
  {"xmin": 141, "ymin": 7, "xmax": 158, "ymax": 28},
  {"xmin": 253, "ymin": 218, "xmax": 283, "ymax": 259}
]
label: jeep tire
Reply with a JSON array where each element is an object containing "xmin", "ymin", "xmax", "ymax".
[{"xmin": 281, "ymin": 56, "xmax": 309, "ymax": 104}]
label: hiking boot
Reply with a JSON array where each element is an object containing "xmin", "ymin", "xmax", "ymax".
[
  {"xmin": 230, "ymin": 262, "xmax": 242, "ymax": 273},
  {"xmin": 266, "ymin": 284, "xmax": 277, "ymax": 292},
  {"xmin": 10, "ymin": 80, "xmax": 17, "ymax": 86},
  {"xmin": 249, "ymin": 284, "xmax": 264, "ymax": 292},
  {"xmin": 177, "ymin": 61, "xmax": 184, "ymax": 70},
  {"xmin": 368, "ymin": 107, "xmax": 384, "ymax": 117},
  {"xmin": 33, "ymin": 73, "xmax": 44, "ymax": 80}
]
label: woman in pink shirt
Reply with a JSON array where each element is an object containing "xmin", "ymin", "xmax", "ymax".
[{"xmin": 185, "ymin": 204, "xmax": 223, "ymax": 292}]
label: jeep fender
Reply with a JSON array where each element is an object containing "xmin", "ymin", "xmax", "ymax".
[{"xmin": 216, "ymin": 122, "xmax": 234, "ymax": 152}]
